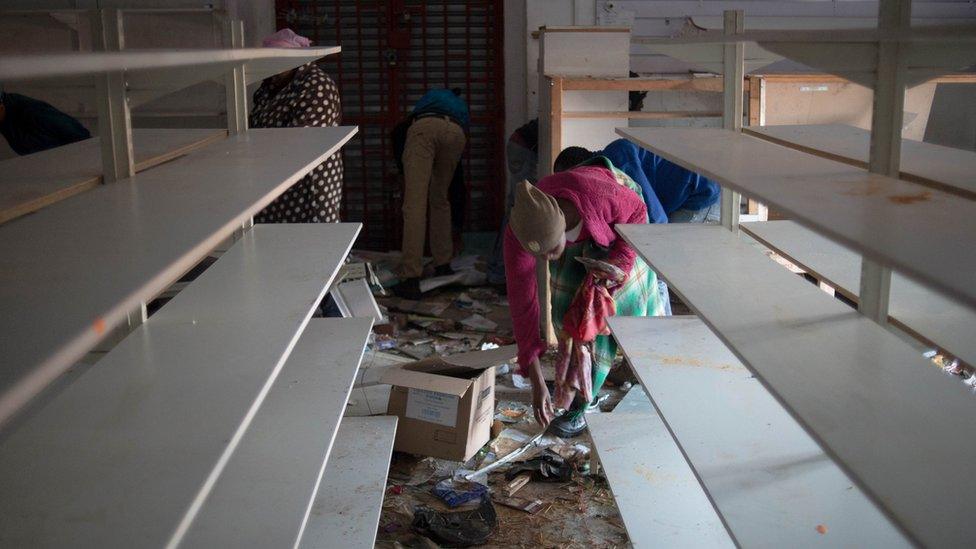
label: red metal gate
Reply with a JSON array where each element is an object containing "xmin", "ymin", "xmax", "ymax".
[{"xmin": 275, "ymin": 0, "xmax": 506, "ymax": 251}]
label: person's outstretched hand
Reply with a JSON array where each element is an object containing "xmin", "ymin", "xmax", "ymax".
[{"xmin": 528, "ymin": 357, "xmax": 554, "ymax": 427}]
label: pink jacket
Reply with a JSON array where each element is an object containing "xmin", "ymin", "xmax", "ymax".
[{"xmin": 504, "ymin": 165, "xmax": 648, "ymax": 374}]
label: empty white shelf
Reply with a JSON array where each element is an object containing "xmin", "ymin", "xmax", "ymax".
[
  {"xmin": 588, "ymin": 400, "xmax": 734, "ymax": 548},
  {"xmin": 299, "ymin": 416, "xmax": 398, "ymax": 549},
  {"xmin": 611, "ymin": 386, "xmax": 654, "ymax": 414},
  {"xmin": 609, "ymin": 316, "xmax": 909, "ymax": 547},
  {"xmin": 0, "ymin": 223, "xmax": 359, "ymax": 548},
  {"xmin": 0, "ymin": 126, "xmax": 357, "ymax": 425},
  {"xmin": 617, "ymin": 223, "xmax": 976, "ymax": 547},
  {"xmin": 0, "ymin": 128, "xmax": 227, "ymax": 224},
  {"xmin": 742, "ymin": 220, "xmax": 976, "ymax": 366},
  {"xmin": 744, "ymin": 124, "xmax": 976, "ymax": 199},
  {"xmin": 181, "ymin": 317, "xmax": 373, "ymax": 548},
  {"xmin": 617, "ymin": 127, "xmax": 976, "ymax": 311},
  {"xmin": 0, "ymin": 46, "xmax": 340, "ymax": 82}
]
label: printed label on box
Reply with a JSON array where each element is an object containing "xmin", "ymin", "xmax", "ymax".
[{"xmin": 405, "ymin": 388, "xmax": 459, "ymax": 427}]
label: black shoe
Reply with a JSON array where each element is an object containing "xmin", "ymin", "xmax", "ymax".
[
  {"xmin": 434, "ymin": 264, "xmax": 455, "ymax": 277},
  {"xmin": 393, "ymin": 277, "xmax": 423, "ymax": 300},
  {"xmin": 548, "ymin": 410, "xmax": 587, "ymax": 438}
]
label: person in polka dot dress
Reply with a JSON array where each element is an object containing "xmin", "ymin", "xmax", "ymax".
[{"xmin": 250, "ymin": 29, "xmax": 343, "ymax": 224}]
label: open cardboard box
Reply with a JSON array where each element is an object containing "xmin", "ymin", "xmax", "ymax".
[{"xmin": 382, "ymin": 345, "xmax": 516, "ymax": 461}]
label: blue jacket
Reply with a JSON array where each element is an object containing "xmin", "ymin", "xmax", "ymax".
[
  {"xmin": 601, "ymin": 138, "xmax": 720, "ymax": 216},
  {"xmin": 412, "ymin": 89, "xmax": 470, "ymax": 128}
]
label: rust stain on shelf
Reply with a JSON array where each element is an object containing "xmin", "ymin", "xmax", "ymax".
[
  {"xmin": 887, "ymin": 190, "xmax": 931, "ymax": 205},
  {"xmin": 656, "ymin": 354, "xmax": 734, "ymax": 371}
]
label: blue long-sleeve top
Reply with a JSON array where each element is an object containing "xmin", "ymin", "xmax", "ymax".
[
  {"xmin": 600, "ymin": 138, "xmax": 720, "ymax": 216},
  {"xmin": 412, "ymin": 89, "xmax": 470, "ymax": 128}
]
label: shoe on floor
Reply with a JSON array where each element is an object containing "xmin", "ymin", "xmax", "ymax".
[
  {"xmin": 434, "ymin": 264, "xmax": 455, "ymax": 277},
  {"xmin": 548, "ymin": 410, "xmax": 587, "ymax": 438},
  {"xmin": 393, "ymin": 277, "xmax": 422, "ymax": 300}
]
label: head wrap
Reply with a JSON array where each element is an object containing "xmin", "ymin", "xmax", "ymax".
[
  {"xmin": 262, "ymin": 28, "xmax": 312, "ymax": 49},
  {"xmin": 509, "ymin": 181, "xmax": 566, "ymax": 255}
]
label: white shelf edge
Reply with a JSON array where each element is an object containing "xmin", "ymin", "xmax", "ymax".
[{"xmin": 0, "ymin": 46, "xmax": 340, "ymax": 81}]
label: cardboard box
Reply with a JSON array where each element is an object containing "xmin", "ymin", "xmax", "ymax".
[{"xmin": 382, "ymin": 345, "xmax": 516, "ymax": 461}]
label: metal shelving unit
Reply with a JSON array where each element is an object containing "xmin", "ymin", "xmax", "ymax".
[
  {"xmin": 0, "ymin": 11, "xmax": 395, "ymax": 547},
  {"xmin": 585, "ymin": 1, "xmax": 976, "ymax": 546}
]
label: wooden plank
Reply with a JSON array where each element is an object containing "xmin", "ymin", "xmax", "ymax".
[
  {"xmin": 0, "ymin": 46, "xmax": 340, "ymax": 82},
  {"xmin": 299, "ymin": 416, "xmax": 398, "ymax": 549},
  {"xmin": 558, "ymin": 76, "xmax": 726, "ymax": 92},
  {"xmin": 0, "ymin": 223, "xmax": 360, "ymax": 548},
  {"xmin": 587, "ymin": 404, "xmax": 734, "ymax": 548},
  {"xmin": 609, "ymin": 316, "xmax": 910, "ymax": 547},
  {"xmin": 181, "ymin": 317, "xmax": 373, "ymax": 548},
  {"xmin": 0, "ymin": 126, "xmax": 358, "ymax": 426},
  {"xmin": 744, "ymin": 124, "xmax": 976, "ymax": 199},
  {"xmin": 563, "ymin": 110, "xmax": 721, "ymax": 119},
  {"xmin": 617, "ymin": 127, "xmax": 976, "ymax": 311},
  {"xmin": 0, "ymin": 128, "xmax": 227, "ymax": 224},
  {"xmin": 741, "ymin": 220, "xmax": 976, "ymax": 366},
  {"xmin": 616, "ymin": 223, "xmax": 976, "ymax": 547}
]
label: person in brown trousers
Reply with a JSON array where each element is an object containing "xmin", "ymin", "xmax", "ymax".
[{"xmin": 395, "ymin": 88, "xmax": 469, "ymax": 299}]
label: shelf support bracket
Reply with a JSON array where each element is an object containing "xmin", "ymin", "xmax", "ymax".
[
  {"xmin": 224, "ymin": 19, "xmax": 248, "ymax": 135},
  {"xmin": 720, "ymin": 9, "xmax": 744, "ymax": 232},
  {"xmin": 860, "ymin": 0, "xmax": 909, "ymax": 324},
  {"xmin": 92, "ymin": 8, "xmax": 134, "ymax": 183}
]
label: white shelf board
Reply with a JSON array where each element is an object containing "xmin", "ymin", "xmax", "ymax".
[
  {"xmin": 617, "ymin": 223, "xmax": 976, "ymax": 547},
  {"xmin": 742, "ymin": 220, "xmax": 976, "ymax": 366},
  {"xmin": 0, "ymin": 126, "xmax": 357, "ymax": 425},
  {"xmin": 299, "ymin": 416, "xmax": 398, "ymax": 549},
  {"xmin": 610, "ymin": 386, "xmax": 654, "ymax": 414},
  {"xmin": 0, "ymin": 46, "xmax": 340, "ymax": 82},
  {"xmin": 632, "ymin": 26, "xmax": 976, "ymax": 86},
  {"xmin": 744, "ymin": 124, "xmax": 976, "ymax": 199},
  {"xmin": 0, "ymin": 223, "xmax": 359, "ymax": 548},
  {"xmin": 181, "ymin": 317, "xmax": 373, "ymax": 548},
  {"xmin": 0, "ymin": 128, "xmax": 227, "ymax": 224},
  {"xmin": 587, "ymin": 402, "xmax": 734, "ymax": 548},
  {"xmin": 617, "ymin": 127, "xmax": 976, "ymax": 311},
  {"xmin": 609, "ymin": 316, "xmax": 910, "ymax": 548}
]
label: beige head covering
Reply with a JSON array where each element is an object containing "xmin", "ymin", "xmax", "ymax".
[{"xmin": 509, "ymin": 180, "xmax": 566, "ymax": 255}]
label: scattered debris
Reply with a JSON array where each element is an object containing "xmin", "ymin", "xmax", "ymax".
[
  {"xmin": 455, "ymin": 292, "xmax": 492, "ymax": 314},
  {"xmin": 494, "ymin": 401, "xmax": 531, "ymax": 424},
  {"xmin": 460, "ymin": 313, "xmax": 498, "ymax": 332},
  {"xmin": 389, "ymin": 456, "xmax": 439, "ymax": 487},
  {"xmin": 494, "ymin": 495, "xmax": 545, "ymax": 515},
  {"xmin": 432, "ymin": 478, "xmax": 490, "ymax": 508},
  {"xmin": 412, "ymin": 496, "xmax": 498, "ymax": 547},
  {"xmin": 511, "ymin": 372, "xmax": 532, "ymax": 389},
  {"xmin": 503, "ymin": 472, "xmax": 532, "ymax": 497},
  {"xmin": 506, "ymin": 454, "xmax": 573, "ymax": 483}
]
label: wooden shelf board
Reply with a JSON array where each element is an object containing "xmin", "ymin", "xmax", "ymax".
[
  {"xmin": 563, "ymin": 110, "xmax": 721, "ymax": 119},
  {"xmin": 0, "ymin": 223, "xmax": 359, "ymax": 548},
  {"xmin": 588, "ymin": 401, "xmax": 734, "ymax": 548},
  {"xmin": 617, "ymin": 127, "xmax": 976, "ymax": 311},
  {"xmin": 0, "ymin": 128, "xmax": 227, "ymax": 225},
  {"xmin": 617, "ymin": 223, "xmax": 976, "ymax": 547},
  {"xmin": 741, "ymin": 220, "xmax": 976, "ymax": 366},
  {"xmin": 0, "ymin": 126, "xmax": 358, "ymax": 426},
  {"xmin": 744, "ymin": 124, "xmax": 976, "ymax": 199},
  {"xmin": 609, "ymin": 316, "xmax": 909, "ymax": 547},
  {"xmin": 181, "ymin": 317, "xmax": 373, "ymax": 548},
  {"xmin": 298, "ymin": 416, "xmax": 398, "ymax": 549}
]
